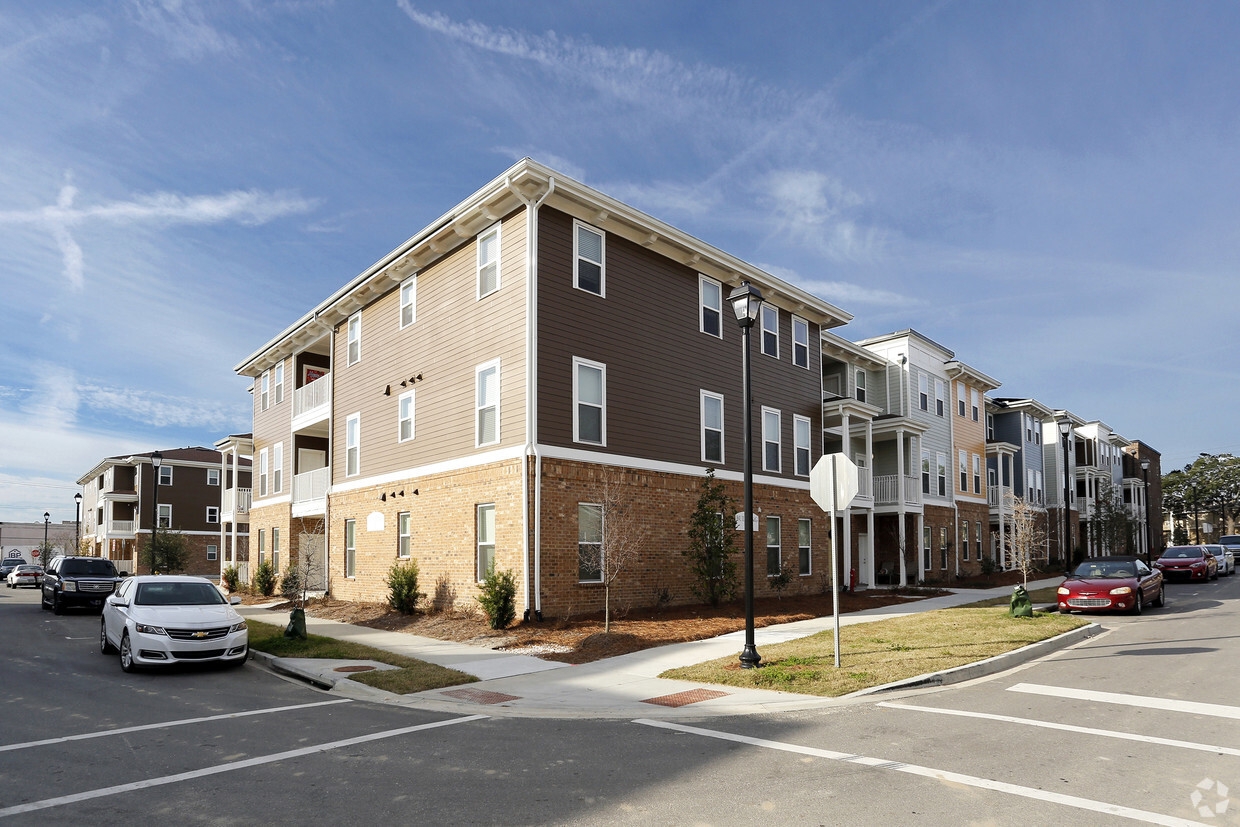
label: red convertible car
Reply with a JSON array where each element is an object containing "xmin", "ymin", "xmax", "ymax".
[{"xmin": 1058, "ymin": 555, "xmax": 1165, "ymax": 614}]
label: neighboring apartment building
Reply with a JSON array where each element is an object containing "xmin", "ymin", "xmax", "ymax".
[
  {"xmin": 986, "ymin": 397, "xmax": 1052, "ymax": 567},
  {"xmin": 235, "ymin": 158, "xmax": 852, "ymax": 618},
  {"xmin": 1042, "ymin": 412, "xmax": 1083, "ymax": 563},
  {"xmin": 77, "ymin": 447, "xmax": 250, "ymax": 576},
  {"xmin": 1122, "ymin": 441, "xmax": 1162, "ymax": 558}
]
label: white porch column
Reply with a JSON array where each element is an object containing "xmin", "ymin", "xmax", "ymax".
[{"xmin": 916, "ymin": 512, "xmax": 925, "ymax": 581}]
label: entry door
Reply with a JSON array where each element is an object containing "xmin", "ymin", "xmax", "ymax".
[{"xmin": 858, "ymin": 533, "xmax": 871, "ymax": 588}]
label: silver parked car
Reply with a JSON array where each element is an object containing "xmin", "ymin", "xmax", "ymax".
[{"xmin": 1205, "ymin": 544, "xmax": 1234, "ymax": 576}]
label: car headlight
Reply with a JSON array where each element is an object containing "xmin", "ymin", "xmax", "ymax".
[
  {"xmin": 135, "ymin": 623, "xmax": 167, "ymax": 636},
  {"xmin": 1057, "ymin": 586, "xmax": 1070, "ymax": 595},
  {"xmin": 62, "ymin": 581, "xmax": 78, "ymax": 591},
  {"xmin": 1109, "ymin": 586, "xmax": 1132, "ymax": 595},
  {"xmin": 229, "ymin": 620, "xmax": 247, "ymax": 633}
]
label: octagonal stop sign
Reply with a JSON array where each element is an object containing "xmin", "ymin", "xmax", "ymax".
[{"xmin": 810, "ymin": 453, "xmax": 859, "ymax": 513}]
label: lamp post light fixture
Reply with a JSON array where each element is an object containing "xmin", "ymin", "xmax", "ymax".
[
  {"xmin": 1140, "ymin": 458, "xmax": 1152, "ymax": 565},
  {"xmin": 150, "ymin": 451, "xmax": 163, "ymax": 573},
  {"xmin": 74, "ymin": 492, "xmax": 83, "ymax": 556},
  {"xmin": 1058, "ymin": 419, "xmax": 1073, "ymax": 577},
  {"xmin": 43, "ymin": 511, "xmax": 50, "ymax": 562},
  {"xmin": 728, "ymin": 280, "xmax": 763, "ymax": 670}
]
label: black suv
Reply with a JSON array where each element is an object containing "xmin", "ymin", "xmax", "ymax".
[{"xmin": 41, "ymin": 556, "xmax": 122, "ymax": 614}]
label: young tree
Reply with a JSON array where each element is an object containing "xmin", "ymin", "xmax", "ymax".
[
  {"xmin": 684, "ymin": 468, "xmax": 738, "ymax": 607},
  {"xmin": 1005, "ymin": 492, "xmax": 1048, "ymax": 589},
  {"xmin": 141, "ymin": 528, "xmax": 190, "ymax": 574},
  {"xmin": 1088, "ymin": 480, "xmax": 1139, "ymax": 556},
  {"xmin": 578, "ymin": 473, "xmax": 650, "ymax": 632}
]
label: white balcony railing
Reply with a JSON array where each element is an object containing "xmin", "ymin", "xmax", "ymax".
[
  {"xmin": 223, "ymin": 487, "xmax": 252, "ymax": 516},
  {"xmin": 110, "ymin": 520, "xmax": 135, "ymax": 534},
  {"xmin": 856, "ymin": 467, "xmax": 873, "ymax": 500},
  {"xmin": 293, "ymin": 372, "xmax": 331, "ymax": 419},
  {"xmin": 293, "ymin": 467, "xmax": 330, "ymax": 504},
  {"xmin": 874, "ymin": 475, "xmax": 923, "ymax": 506}
]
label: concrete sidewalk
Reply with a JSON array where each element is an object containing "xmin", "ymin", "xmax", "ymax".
[{"xmin": 240, "ymin": 577, "xmax": 1086, "ymax": 719}]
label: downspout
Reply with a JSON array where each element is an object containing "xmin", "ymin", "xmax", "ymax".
[{"xmin": 510, "ymin": 175, "xmax": 555, "ymax": 620}]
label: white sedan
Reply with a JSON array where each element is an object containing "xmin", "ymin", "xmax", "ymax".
[
  {"xmin": 6, "ymin": 565, "xmax": 43, "ymax": 588},
  {"xmin": 1208, "ymin": 545, "xmax": 1235, "ymax": 576},
  {"xmin": 100, "ymin": 575, "xmax": 248, "ymax": 672}
]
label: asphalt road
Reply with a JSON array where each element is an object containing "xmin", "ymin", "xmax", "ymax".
[{"xmin": 1, "ymin": 573, "xmax": 1236, "ymax": 825}]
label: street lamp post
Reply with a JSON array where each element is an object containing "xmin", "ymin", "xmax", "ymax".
[
  {"xmin": 150, "ymin": 451, "xmax": 163, "ymax": 574},
  {"xmin": 43, "ymin": 511, "xmax": 50, "ymax": 562},
  {"xmin": 1058, "ymin": 419, "xmax": 1073, "ymax": 577},
  {"xmin": 728, "ymin": 281, "xmax": 763, "ymax": 670},
  {"xmin": 1140, "ymin": 458, "xmax": 1152, "ymax": 565},
  {"xmin": 74, "ymin": 492, "xmax": 83, "ymax": 555}
]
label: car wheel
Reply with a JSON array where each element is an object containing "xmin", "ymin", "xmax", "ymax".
[
  {"xmin": 100, "ymin": 619, "xmax": 117, "ymax": 655},
  {"xmin": 1131, "ymin": 592, "xmax": 1143, "ymax": 615},
  {"xmin": 1212, "ymin": 567, "xmax": 1219, "ymax": 581},
  {"xmin": 1153, "ymin": 583, "xmax": 1165, "ymax": 608},
  {"xmin": 119, "ymin": 632, "xmax": 136, "ymax": 673},
  {"xmin": 52, "ymin": 593, "xmax": 64, "ymax": 615},
  {"xmin": 40, "ymin": 589, "xmax": 49, "ymax": 610}
]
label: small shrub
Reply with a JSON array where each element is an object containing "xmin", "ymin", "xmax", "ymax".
[
  {"xmin": 280, "ymin": 565, "xmax": 303, "ymax": 603},
  {"xmin": 387, "ymin": 560, "xmax": 421, "ymax": 615},
  {"xmin": 768, "ymin": 560, "xmax": 795, "ymax": 598},
  {"xmin": 979, "ymin": 556, "xmax": 998, "ymax": 577},
  {"xmin": 253, "ymin": 560, "xmax": 276, "ymax": 597},
  {"xmin": 432, "ymin": 574, "xmax": 457, "ymax": 612},
  {"xmin": 477, "ymin": 564, "xmax": 516, "ymax": 630},
  {"xmin": 221, "ymin": 565, "xmax": 240, "ymax": 592}
]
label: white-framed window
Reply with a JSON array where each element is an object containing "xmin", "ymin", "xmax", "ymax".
[
  {"xmin": 158, "ymin": 504, "xmax": 172, "ymax": 529},
  {"xmin": 207, "ymin": 468, "xmax": 220, "ymax": 486},
  {"xmin": 971, "ymin": 388, "xmax": 980, "ymax": 421},
  {"xmin": 257, "ymin": 529, "xmax": 265, "ymax": 566},
  {"xmin": 701, "ymin": 390, "xmax": 724, "ymax": 465},
  {"xmin": 206, "ymin": 506, "xmax": 219, "ymax": 524},
  {"xmin": 961, "ymin": 521, "xmax": 970, "ymax": 561},
  {"xmin": 578, "ymin": 503, "xmax": 603, "ymax": 583},
  {"xmin": 400, "ymin": 275, "xmax": 416, "ymax": 328},
  {"xmin": 976, "ymin": 522, "xmax": 982, "ymax": 555},
  {"xmin": 258, "ymin": 448, "xmax": 268, "ymax": 497},
  {"xmin": 1027, "ymin": 468, "xmax": 1035, "ymax": 499},
  {"xmin": 760, "ymin": 305, "xmax": 779, "ymax": 358},
  {"xmin": 935, "ymin": 379, "xmax": 945, "ymax": 416},
  {"xmin": 957, "ymin": 382, "xmax": 966, "ymax": 417},
  {"xmin": 792, "ymin": 316, "xmax": 809, "ymax": 368},
  {"xmin": 344, "ymin": 519, "xmax": 356, "ymax": 578},
  {"xmin": 921, "ymin": 450, "xmax": 931, "ymax": 495},
  {"xmin": 398, "ymin": 390, "xmax": 415, "ymax": 443},
  {"xmin": 919, "ymin": 373, "xmax": 929, "ymax": 411},
  {"xmin": 940, "ymin": 526, "xmax": 949, "ymax": 569},
  {"xmin": 1025, "ymin": 414, "xmax": 1034, "ymax": 443},
  {"xmin": 794, "ymin": 415, "xmax": 811, "ymax": 477},
  {"xmin": 477, "ymin": 224, "xmax": 501, "ymax": 298},
  {"xmin": 274, "ymin": 362, "xmax": 284, "ymax": 405},
  {"xmin": 1036, "ymin": 470, "xmax": 1044, "ymax": 504},
  {"xmin": 573, "ymin": 357, "xmax": 605, "ymax": 445},
  {"xmin": 988, "ymin": 467, "xmax": 998, "ymax": 491},
  {"xmin": 574, "ymin": 220, "xmax": 604, "ymax": 296},
  {"xmin": 937, "ymin": 451, "xmax": 947, "ymax": 496},
  {"xmin": 973, "ymin": 454, "xmax": 982, "ymax": 494},
  {"xmin": 346, "ymin": 413, "xmax": 361, "ymax": 477},
  {"xmin": 398, "ymin": 512, "xmax": 411, "ymax": 558},
  {"xmin": 347, "ymin": 312, "xmax": 361, "ymax": 365},
  {"xmin": 476, "ymin": 360, "xmax": 500, "ymax": 447},
  {"xmin": 260, "ymin": 370, "xmax": 270, "ymax": 411},
  {"xmin": 762, "ymin": 407, "xmax": 781, "ymax": 473},
  {"xmin": 272, "ymin": 442, "xmax": 283, "ymax": 494},
  {"xmin": 855, "ymin": 369, "xmax": 867, "ymax": 403},
  {"xmin": 207, "ymin": 544, "xmax": 218, "ymax": 562},
  {"xmin": 959, "ymin": 449, "xmax": 968, "ymax": 492},
  {"xmin": 272, "ymin": 528, "xmax": 280, "ymax": 573},
  {"xmin": 798, "ymin": 518, "xmax": 811, "ymax": 575},
  {"xmin": 923, "ymin": 525, "xmax": 932, "ymax": 570},
  {"xmin": 986, "ymin": 412, "xmax": 995, "ymax": 440},
  {"xmin": 159, "ymin": 465, "xmax": 173, "ymax": 486},
  {"xmin": 766, "ymin": 516, "xmax": 781, "ymax": 576},
  {"xmin": 699, "ymin": 276, "xmax": 723, "ymax": 338},
  {"xmin": 476, "ymin": 503, "xmax": 495, "ymax": 581}
]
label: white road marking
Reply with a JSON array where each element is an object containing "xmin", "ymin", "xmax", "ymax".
[
  {"xmin": 634, "ymin": 719, "xmax": 1208, "ymax": 827},
  {"xmin": 1009, "ymin": 683, "xmax": 1240, "ymax": 719},
  {"xmin": 0, "ymin": 699, "xmax": 352, "ymax": 753},
  {"xmin": 878, "ymin": 701, "xmax": 1240, "ymax": 757},
  {"xmin": 0, "ymin": 714, "xmax": 487, "ymax": 818}
]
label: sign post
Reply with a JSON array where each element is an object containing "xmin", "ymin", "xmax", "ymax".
[{"xmin": 811, "ymin": 453, "xmax": 859, "ymax": 667}]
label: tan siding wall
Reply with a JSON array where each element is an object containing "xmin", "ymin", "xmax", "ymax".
[
  {"xmin": 331, "ymin": 209, "xmax": 528, "ymax": 482},
  {"xmin": 252, "ymin": 354, "xmax": 292, "ymax": 503}
]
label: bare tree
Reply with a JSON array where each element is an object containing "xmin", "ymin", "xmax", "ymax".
[
  {"xmin": 1005, "ymin": 492, "xmax": 1048, "ymax": 590},
  {"xmin": 579, "ymin": 473, "xmax": 650, "ymax": 633}
]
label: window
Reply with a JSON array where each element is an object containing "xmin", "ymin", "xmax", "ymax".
[
  {"xmin": 792, "ymin": 316, "xmax": 809, "ymax": 368},
  {"xmin": 794, "ymin": 415, "xmax": 811, "ymax": 477},
  {"xmin": 936, "ymin": 452, "xmax": 947, "ymax": 496},
  {"xmin": 919, "ymin": 373, "xmax": 929, "ymax": 411},
  {"xmin": 476, "ymin": 504, "xmax": 495, "ymax": 580},
  {"xmin": 476, "ymin": 361, "xmax": 500, "ymax": 446},
  {"xmin": 1034, "ymin": 422, "xmax": 1041, "ymax": 444},
  {"xmin": 988, "ymin": 467, "xmax": 998, "ymax": 491},
  {"xmin": 398, "ymin": 390, "xmax": 415, "ymax": 443},
  {"xmin": 973, "ymin": 454, "xmax": 982, "ymax": 494},
  {"xmin": 1036, "ymin": 470, "xmax": 1044, "ymax": 504},
  {"xmin": 574, "ymin": 221, "xmax": 604, "ymax": 296},
  {"xmin": 344, "ymin": 519, "xmax": 356, "ymax": 578},
  {"xmin": 261, "ymin": 370, "xmax": 270, "ymax": 411},
  {"xmin": 578, "ymin": 503, "xmax": 603, "ymax": 583},
  {"xmin": 959, "ymin": 450, "xmax": 968, "ymax": 492},
  {"xmin": 347, "ymin": 312, "xmax": 361, "ymax": 365},
  {"xmin": 573, "ymin": 358, "xmax": 605, "ymax": 445},
  {"xmin": 272, "ymin": 528, "xmax": 280, "ymax": 573},
  {"xmin": 398, "ymin": 512, "xmax": 411, "ymax": 558},
  {"xmin": 700, "ymin": 276, "xmax": 723, "ymax": 338},
  {"xmin": 976, "ymin": 522, "xmax": 982, "ymax": 556},
  {"xmin": 206, "ymin": 506, "xmax": 219, "ymax": 524},
  {"xmin": 346, "ymin": 414, "xmax": 360, "ymax": 477},
  {"xmin": 940, "ymin": 527, "xmax": 949, "ymax": 569},
  {"xmin": 921, "ymin": 450, "xmax": 931, "ymax": 495},
  {"xmin": 272, "ymin": 442, "xmax": 283, "ymax": 494},
  {"xmin": 1025, "ymin": 414, "xmax": 1033, "ymax": 443},
  {"xmin": 971, "ymin": 389, "xmax": 980, "ymax": 421},
  {"xmin": 957, "ymin": 382, "xmax": 966, "ymax": 417},
  {"xmin": 766, "ymin": 516, "xmax": 781, "ymax": 576},
  {"xmin": 762, "ymin": 407, "xmax": 781, "ymax": 473},
  {"xmin": 158, "ymin": 504, "xmax": 172, "ymax": 529},
  {"xmin": 855, "ymin": 369, "xmax": 866, "ymax": 403},
  {"xmin": 701, "ymin": 391, "xmax": 724, "ymax": 464},
  {"xmin": 760, "ymin": 305, "xmax": 779, "ymax": 357},
  {"xmin": 477, "ymin": 224, "xmax": 500, "ymax": 298},
  {"xmin": 207, "ymin": 468, "xmax": 220, "ymax": 486},
  {"xmin": 922, "ymin": 525, "xmax": 932, "ymax": 569},
  {"xmin": 257, "ymin": 529, "xmax": 265, "ymax": 566},
  {"xmin": 274, "ymin": 362, "xmax": 284, "ymax": 405},
  {"xmin": 798, "ymin": 518, "xmax": 811, "ymax": 575},
  {"xmin": 961, "ymin": 521, "xmax": 970, "ymax": 561},
  {"xmin": 935, "ymin": 379, "xmax": 945, "ymax": 416},
  {"xmin": 258, "ymin": 448, "xmax": 269, "ymax": 497},
  {"xmin": 158, "ymin": 465, "xmax": 173, "ymax": 486},
  {"xmin": 986, "ymin": 412, "xmax": 995, "ymax": 440},
  {"xmin": 207, "ymin": 544, "xmax": 218, "ymax": 562},
  {"xmin": 400, "ymin": 275, "xmax": 416, "ymax": 328}
]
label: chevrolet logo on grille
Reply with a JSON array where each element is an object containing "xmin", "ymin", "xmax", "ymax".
[{"xmin": 192, "ymin": 631, "xmax": 209, "ymax": 638}]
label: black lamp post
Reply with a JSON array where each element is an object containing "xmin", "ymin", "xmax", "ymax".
[
  {"xmin": 74, "ymin": 492, "xmax": 82, "ymax": 555},
  {"xmin": 43, "ymin": 511, "xmax": 50, "ymax": 562},
  {"xmin": 1058, "ymin": 419, "xmax": 1072, "ymax": 577},
  {"xmin": 1140, "ymin": 458, "xmax": 1152, "ymax": 565},
  {"xmin": 150, "ymin": 451, "xmax": 163, "ymax": 573},
  {"xmin": 728, "ymin": 281, "xmax": 763, "ymax": 670}
]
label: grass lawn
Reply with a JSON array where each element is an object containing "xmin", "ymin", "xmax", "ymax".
[
  {"xmin": 247, "ymin": 619, "xmax": 476, "ymax": 694},
  {"xmin": 954, "ymin": 585, "xmax": 1062, "ymax": 609},
  {"xmin": 660, "ymin": 607, "xmax": 1087, "ymax": 697}
]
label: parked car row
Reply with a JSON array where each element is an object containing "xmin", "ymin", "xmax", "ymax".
[{"xmin": 1058, "ymin": 545, "xmax": 1234, "ymax": 615}]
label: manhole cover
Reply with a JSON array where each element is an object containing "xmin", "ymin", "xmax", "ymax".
[{"xmin": 334, "ymin": 665, "xmax": 376, "ymax": 673}]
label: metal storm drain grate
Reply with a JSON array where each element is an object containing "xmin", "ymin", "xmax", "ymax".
[
  {"xmin": 642, "ymin": 688, "xmax": 730, "ymax": 708},
  {"xmin": 440, "ymin": 688, "xmax": 522, "ymax": 705},
  {"xmin": 334, "ymin": 665, "xmax": 377, "ymax": 673}
]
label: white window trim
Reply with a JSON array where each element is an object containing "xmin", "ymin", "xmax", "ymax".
[
  {"xmin": 398, "ymin": 389, "xmax": 415, "ymax": 443},
  {"xmin": 798, "ymin": 517, "xmax": 812, "ymax": 576},
  {"xmin": 400, "ymin": 274, "xmax": 417, "ymax": 329},
  {"xmin": 957, "ymin": 382, "xmax": 966, "ymax": 417},
  {"xmin": 971, "ymin": 388, "xmax": 980, "ymax": 421},
  {"xmin": 158, "ymin": 465, "xmax": 173, "ymax": 486},
  {"xmin": 207, "ymin": 468, "xmax": 220, "ymax": 486},
  {"xmin": 347, "ymin": 312, "xmax": 362, "ymax": 366},
  {"xmin": 578, "ymin": 502, "xmax": 604, "ymax": 584},
  {"xmin": 766, "ymin": 515, "xmax": 782, "ymax": 577},
  {"xmin": 762, "ymin": 406, "xmax": 782, "ymax": 474},
  {"xmin": 935, "ymin": 379, "xmax": 945, "ymax": 417},
  {"xmin": 272, "ymin": 442, "xmax": 283, "ymax": 494},
  {"xmin": 157, "ymin": 503, "xmax": 172, "ymax": 529},
  {"xmin": 792, "ymin": 315, "xmax": 809, "ymax": 368},
  {"xmin": 793, "ymin": 414, "xmax": 811, "ymax": 477},
  {"xmin": 572, "ymin": 357, "xmax": 606, "ymax": 446},
  {"xmin": 919, "ymin": 373, "xmax": 929, "ymax": 411},
  {"xmin": 274, "ymin": 362, "xmax": 284, "ymax": 405},
  {"xmin": 959, "ymin": 449, "xmax": 968, "ymax": 492},
  {"xmin": 699, "ymin": 275, "xmax": 723, "ymax": 339},
  {"xmin": 573, "ymin": 220, "xmax": 605, "ymax": 297},
  {"xmin": 700, "ymin": 390, "xmax": 725, "ymax": 465},
  {"xmin": 477, "ymin": 223, "xmax": 501, "ymax": 299},
  {"xmin": 760, "ymin": 305, "xmax": 779, "ymax": 358},
  {"xmin": 258, "ymin": 448, "xmax": 268, "ymax": 498},
  {"xmin": 345, "ymin": 413, "xmax": 361, "ymax": 477},
  {"xmin": 936, "ymin": 451, "xmax": 947, "ymax": 497},
  {"xmin": 206, "ymin": 544, "xmax": 218, "ymax": 561},
  {"xmin": 344, "ymin": 519, "xmax": 356, "ymax": 578},
  {"xmin": 260, "ymin": 370, "xmax": 270, "ymax": 411},
  {"xmin": 397, "ymin": 511, "xmax": 411, "ymax": 559},
  {"xmin": 476, "ymin": 360, "xmax": 501, "ymax": 448},
  {"xmin": 206, "ymin": 506, "xmax": 219, "ymax": 524},
  {"xmin": 855, "ymin": 368, "xmax": 867, "ymax": 403},
  {"xmin": 973, "ymin": 454, "xmax": 982, "ymax": 494},
  {"xmin": 476, "ymin": 503, "xmax": 495, "ymax": 582}
]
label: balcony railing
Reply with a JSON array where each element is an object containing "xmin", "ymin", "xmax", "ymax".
[
  {"xmin": 223, "ymin": 488, "xmax": 252, "ymax": 516},
  {"xmin": 293, "ymin": 372, "xmax": 331, "ymax": 419},
  {"xmin": 874, "ymin": 475, "xmax": 922, "ymax": 506},
  {"xmin": 856, "ymin": 467, "xmax": 872, "ymax": 500},
  {"xmin": 109, "ymin": 520, "xmax": 135, "ymax": 534},
  {"xmin": 293, "ymin": 467, "xmax": 330, "ymax": 504}
]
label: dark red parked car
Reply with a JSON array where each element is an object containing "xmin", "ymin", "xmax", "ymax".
[
  {"xmin": 1154, "ymin": 546, "xmax": 1219, "ymax": 581},
  {"xmin": 1058, "ymin": 555, "xmax": 1165, "ymax": 614}
]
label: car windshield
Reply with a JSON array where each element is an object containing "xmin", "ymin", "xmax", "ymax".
[
  {"xmin": 1221, "ymin": 536, "xmax": 1240, "ymax": 545},
  {"xmin": 4, "ymin": 559, "xmax": 28, "ymax": 567},
  {"xmin": 60, "ymin": 559, "xmax": 119, "ymax": 576},
  {"xmin": 1073, "ymin": 561, "xmax": 1136, "ymax": 578},
  {"xmin": 1161, "ymin": 548, "xmax": 1201, "ymax": 559},
  {"xmin": 134, "ymin": 582, "xmax": 226, "ymax": 606}
]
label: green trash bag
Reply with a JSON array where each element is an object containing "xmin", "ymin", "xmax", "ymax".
[
  {"xmin": 284, "ymin": 607, "xmax": 307, "ymax": 639},
  {"xmin": 1009, "ymin": 585, "xmax": 1033, "ymax": 618}
]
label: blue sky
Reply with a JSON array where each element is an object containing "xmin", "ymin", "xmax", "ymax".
[{"xmin": 3, "ymin": 1, "xmax": 1238, "ymax": 523}]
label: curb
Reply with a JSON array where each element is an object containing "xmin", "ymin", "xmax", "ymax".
[{"xmin": 247, "ymin": 650, "xmax": 335, "ymax": 690}]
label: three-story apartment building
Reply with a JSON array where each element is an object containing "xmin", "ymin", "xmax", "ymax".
[{"xmin": 986, "ymin": 397, "xmax": 1052, "ymax": 566}]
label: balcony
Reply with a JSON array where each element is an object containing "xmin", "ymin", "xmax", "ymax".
[
  {"xmin": 222, "ymin": 487, "xmax": 252, "ymax": 519},
  {"xmin": 292, "ymin": 467, "xmax": 329, "ymax": 516},
  {"xmin": 874, "ymin": 475, "xmax": 921, "ymax": 507},
  {"xmin": 105, "ymin": 519, "xmax": 136, "ymax": 537},
  {"xmin": 856, "ymin": 467, "xmax": 873, "ymax": 501},
  {"xmin": 292, "ymin": 372, "xmax": 331, "ymax": 434}
]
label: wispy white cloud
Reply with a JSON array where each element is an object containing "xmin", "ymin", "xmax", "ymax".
[
  {"xmin": 78, "ymin": 384, "xmax": 246, "ymax": 429},
  {"xmin": 758, "ymin": 169, "xmax": 888, "ymax": 263},
  {"xmin": 759, "ymin": 262, "xmax": 917, "ymax": 308},
  {"xmin": 126, "ymin": 0, "xmax": 240, "ymax": 60}
]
